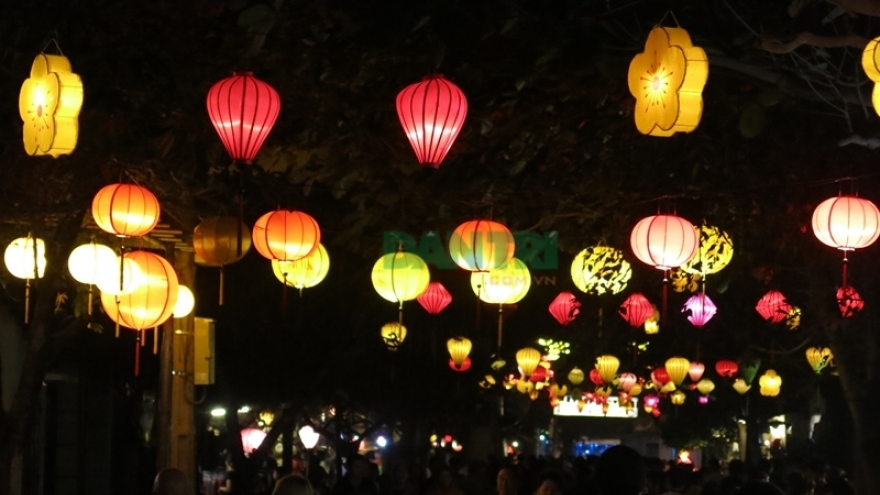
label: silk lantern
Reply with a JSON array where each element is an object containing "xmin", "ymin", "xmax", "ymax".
[
  {"xmin": 380, "ymin": 322, "xmax": 407, "ymax": 351},
  {"xmin": 418, "ymin": 281, "xmax": 453, "ymax": 315},
  {"xmin": 372, "ymin": 252, "xmax": 431, "ymax": 321},
  {"xmin": 207, "ymin": 72, "xmax": 280, "ymax": 164},
  {"xmin": 568, "ymin": 367, "xmax": 585, "ymax": 386},
  {"xmin": 758, "ymin": 370, "xmax": 782, "ymax": 397},
  {"xmin": 589, "ymin": 368, "xmax": 605, "ymax": 386},
  {"xmin": 618, "ymin": 372, "xmax": 638, "ymax": 393},
  {"xmin": 173, "ymin": 285, "xmax": 195, "ymax": 318},
  {"xmin": 19, "ymin": 53, "xmax": 83, "ymax": 157},
  {"xmin": 471, "ymin": 258, "xmax": 531, "ymax": 352},
  {"xmin": 732, "ymin": 378, "xmax": 751, "ymax": 395},
  {"xmin": 862, "ymin": 37, "xmax": 880, "ymax": 115},
  {"xmin": 595, "ymin": 355, "xmax": 620, "ymax": 383},
  {"xmin": 688, "ymin": 362, "xmax": 705, "ymax": 383},
  {"xmin": 240, "ymin": 427, "xmax": 268, "ymax": 454},
  {"xmin": 5, "ymin": 235, "xmax": 46, "ymax": 324},
  {"xmin": 665, "ymin": 357, "xmax": 690, "ymax": 386},
  {"xmin": 95, "ymin": 255, "xmax": 145, "ymax": 296},
  {"xmin": 396, "ymin": 75, "xmax": 467, "ymax": 168},
  {"xmin": 68, "ymin": 241, "xmax": 118, "ymax": 315},
  {"xmin": 670, "ymin": 390, "xmax": 686, "ymax": 406},
  {"xmin": 252, "ymin": 209, "xmax": 320, "ymax": 262},
  {"xmin": 298, "ymin": 425, "xmax": 320, "ymax": 450},
  {"xmin": 516, "ymin": 347, "xmax": 541, "ymax": 379},
  {"xmin": 449, "ymin": 219, "xmax": 514, "ymax": 272},
  {"xmin": 806, "ymin": 347, "xmax": 833, "ymax": 374},
  {"xmin": 650, "ymin": 367, "xmax": 670, "ymax": 390},
  {"xmin": 644, "ymin": 304, "xmax": 660, "ymax": 334},
  {"xmin": 628, "ymin": 26, "xmax": 708, "ymax": 136},
  {"xmin": 529, "ymin": 366, "xmax": 547, "ymax": 383},
  {"xmin": 837, "ymin": 286, "xmax": 865, "ymax": 318},
  {"xmin": 696, "ymin": 378, "xmax": 715, "ymax": 395},
  {"xmin": 619, "ymin": 293, "xmax": 654, "ymax": 327},
  {"xmin": 548, "ymin": 291, "xmax": 581, "ymax": 325},
  {"xmin": 756, "ymin": 290, "xmax": 792, "ymax": 324},
  {"xmin": 449, "ymin": 357, "xmax": 472, "ymax": 372},
  {"xmin": 272, "ymin": 243, "xmax": 330, "ymax": 291},
  {"xmin": 715, "ymin": 360, "xmax": 738, "ymax": 378},
  {"xmin": 681, "ymin": 225, "xmax": 734, "ymax": 276},
  {"xmin": 447, "ymin": 337, "xmax": 472, "ymax": 367},
  {"xmin": 631, "ymin": 215, "xmax": 699, "ymax": 270},
  {"xmin": 812, "ymin": 195, "xmax": 880, "ymax": 286},
  {"xmin": 92, "ymin": 184, "xmax": 161, "ymax": 237},
  {"xmin": 682, "ymin": 293, "xmax": 717, "ymax": 327},
  {"xmin": 570, "ymin": 246, "xmax": 632, "ymax": 295},
  {"xmin": 739, "ymin": 357, "xmax": 761, "ymax": 384},
  {"xmin": 194, "ymin": 216, "xmax": 252, "ymax": 305}
]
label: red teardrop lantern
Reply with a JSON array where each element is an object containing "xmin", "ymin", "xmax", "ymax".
[
  {"xmin": 418, "ymin": 281, "xmax": 453, "ymax": 315},
  {"xmin": 529, "ymin": 366, "xmax": 548, "ymax": 383},
  {"xmin": 650, "ymin": 367, "xmax": 670, "ymax": 388},
  {"xmin": 715, "ymin": 360, "xmax": 738, "ymax": 378},
  {"xmin": 755, "ymin": 290, "xmax": 792, "ymax": 324},
  {"xmin": 207, "ymin": 72, "xmax": 281, "ymax": 164},
  {"xmin": 619, "ymin": 293, "xmax": 654, "ymax": 327},
  {"xmin": 836, "ymin": 285, "xmax": 865, "ymax": 318},
  {"xmin": 396, "ymin": 75, "xmax": 468, "ymax": 168},
  {"xmin": 682, "ymin": 293, "xmax": 717, "ymax": 327},
  {"xmin": 449, "ymin": 357, "xmax": 472, "ymax": 372},
  {"xmin": 588, "ymin": 368, "xmax": 605, "ymax": 386},
  {"xmin": 549, "ymin": 291, "xmax": 581, "ymax": 325}
]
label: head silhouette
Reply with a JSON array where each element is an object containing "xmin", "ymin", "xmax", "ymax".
[{"xmin": 596, "ymin": 445, "xmax": 646, "ymax": 495}]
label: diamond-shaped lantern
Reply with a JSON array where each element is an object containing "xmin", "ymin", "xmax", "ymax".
[
  {"xmin": 619, "ymin": 293, "xmax": 654, "ymax": 327},
  {"xmin": 682, "ymin": 293, "xmax": 717, "ymax": 327},
  {"xmin": 755, "ymin": 290, "xmax": 792, "ymax": 324},
  {"xmin": 549, "ymin": 291, "xmax": 581, "ymax": 325}
]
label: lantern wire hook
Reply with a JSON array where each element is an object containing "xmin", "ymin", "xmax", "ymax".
[
  {"xmin": 40, "ymin": 33, "xmax": 65, "ymax": 56},
  {"xmin": 655, "ymin": 11, "xmax": 681, "ymax": 28}
]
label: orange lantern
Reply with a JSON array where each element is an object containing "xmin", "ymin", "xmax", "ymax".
[
  {"xmin": 252, "ymin": 209, "xmax": 320, "ymax": 261},
  {"xmin": 448, "ymin": 219, "xmax": 515, "ymax": 272},
  {"xmin": 92, "ymin": 184, "xmax": 161, "ymax": 237},
  {"xmin": 194, "ymin": 216, "xmax": 252, "ymax": 305}
]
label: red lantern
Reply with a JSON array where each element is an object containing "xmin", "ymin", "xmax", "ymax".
[
  {"xmin": 650, "ymin": 367, "xmax": 670, "ymax": 389},
  {"xmin": 619, "ymin": 293, "xmax": 654, "ymax": 327},
  {"xmin": 396, "ymin": 75, "xmax": 468, "ymax": 168},
  {"xmin": 549, "ymin": 291, "xmax": 581, "ymax": 325},
  {"xmin": 252, "ymin": 209, "xmax": 320, "ymax": 261},
  {"xmin": 92, "ymin": 184, "xmax": 161, "ymax": 237},
  {"xmin": 755, "ymin": 290, "xmax": 792, "ymax": 324},
  {"xmin": 837, "ymin": 285, "xmax": 865, "ymax": 318},
  {"xmin": 812, "ymin": 195, "xmax": 880, "ymax": 251},
  {"xmin": 682, "ymin": 293, "xmax": 717, "ymax": 327},
  {"xmin": 588, "ymin": 368, "xmax": 605, "ymax": 386},
  {"xmin": 715, "ymin": 360, "xmax": 738, "ymax": 378},
  {"xmin": 630, "ymin": 215, "xmax": 699, "ymax": 270},
  {"xmin": 688, "ymin": 362, "xmax": 705, "ymax": 383},
  {"xmin": 529, "ymin": 366, "xmax": 548, "ymax": 383},
  {"xmin": 207, "ymin": 72, "xmax": 280, "ymax": 164},
  {"xmin": 449, "ymin": 357, "xmax": 472, "ymax": 372},
  {"xmin": 418, "ymin": 281, "xmax": 452, "ymax": 315}
]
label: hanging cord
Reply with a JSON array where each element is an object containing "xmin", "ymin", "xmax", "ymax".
[{"xmin": 496, "ymin": 304, "xmax": 503, "ymax": 355}]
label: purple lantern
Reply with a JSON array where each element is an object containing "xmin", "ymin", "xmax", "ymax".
[{"xmin": 683, "ymin": 293, "xmax": 717, "ymax": 327}]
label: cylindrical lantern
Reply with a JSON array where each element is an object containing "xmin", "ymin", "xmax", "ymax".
[
  {"xmin": 447, "ymin": 336, "xmax": 472, "ymax": 367},
  {"xmin": 516, "ymin": 347, "xmax": 541, "ymax": 379},
  {"xmin": 755, "ymin": 290, "xmax": 792, "ymax": 324},
  {"xmin": 100, "ymin": 250, "xmax": 179, "ymax": 330},
  {"xmin": 193, "ymin": 216, "xmax": 252, "ymax": 266},
  {"xmin": 207, "ymin": 72, "xmax": 280, "ymax": 164},
  {"xmin": 252, "ymin": 210, "xmax": 320, "ymax": 262},
  {"xmin": 570, "ymin": 246, "xmax": 632, "ymax": 295},
  {"xmin": 548, "ymin": 291, "xmax": 581, "ymax": 325},
  {"xmin": 812, "ymin": 195, "xmax": 880, "ymax": 251},
  {"xmin": 92, "ymin": 184, "xmax": 161, "ymax": 237},
  {"xmin": 595, "ymin": 355, "xmax": 620, "ymax": 383},
  {"xmin": 567, "ymin": 367, "xmax": 585, "ymax": 386},
  {"xmin": 696, "ymin": 378, "xmax": 715, "ymax": 395},
  {"xmin": 272, "ymin": 243, "xmax": 330, "ymax": 289},
  {"xmin": 417, "ymin": 281, "xmax": 453, "ymax": 315},
  {"xmin": 173, "ymin": 285, "xmax": 195, "ymax": 318},
  {"xmin": 5, "ymin": 236, "xmax": 46, "ymax": 280},
  {"xmin": 665, "ymin": 357, "xmax": 690, "ymax": 386},
  {"xmin": 380, "ymin": 322, "xmax": 407, "ymax": 351},
  {"xmin": 805, "ymin": 347, "xmax": 833, "ymax": 374},
  {"xmin": 630, "ymin": 215, "xmax": 699, "ymax": 270},
  {"xmin": 688, "ymin": 362, "xmax": 705, "ymax": 383},
  {"xmin": 758, "ymin": 370, "xmax": 782, "ymax": 397},
  {"xmin": 470, "ymin": 258, "xmax": 531, "ymax": 304},
  {"xmin": 448, "ymin": 219, "xmax": 514, "ymax": 272},
  {"xmin": 683, "ymin": 293, "xmax": 717, "ymax": 327},
  {"xmin": 619, "ymin": 293, "xmax": 654, "ymax": 327},
  {"xmin": 715, "ymin": 360, "xmax": 738, "ymax": 378},
  {"xmin": 298, "ymin": 425, "xmax": 320, "ymax": 449},
  {"xmin": 372, "ymin": 252, "xmax": 431, "ymax": 303},
  {"xmin": 396, "ymin": 75, "xmax": 467, "ymax": 168}
]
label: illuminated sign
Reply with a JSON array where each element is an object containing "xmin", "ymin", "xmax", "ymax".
[{"xmin": 553, "ymin": 397, "xmax": 639, "ymax": 419}]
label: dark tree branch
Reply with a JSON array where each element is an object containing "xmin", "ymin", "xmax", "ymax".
[{"xmin": 761, "ymin": 32, "xmax": 869, "ymax": 53}]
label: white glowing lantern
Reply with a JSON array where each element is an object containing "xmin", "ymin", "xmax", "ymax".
[
  {"xmin": 95, "ymin": 255, "xmax": 145, "ymax": 295},
  {"xmin": 5, "ymin": 236, "xmax": 46, "ymax": 280},
  {"xmin": 299, "ymin": 425, "xmax": 320, "ymax": 449},
  {"xmin": 173, "ymin": 285, "xmax": 195, "ymax": 318},
  {"xmin": 68, "ymin": 242, "xmax": 117, "ymax": 285}
]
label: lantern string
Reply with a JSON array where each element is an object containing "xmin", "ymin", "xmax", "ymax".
[
  {"xmin": 661, "ymin": 270, "xmax": 669, "ymax": 327},
  {"xmin": 496, "ymin": 304, "xmax": 503, "ymax": 354},
  {"xmin": 40, "ymin": 36, "xmax": 65, "ymax": 56},
  {"xmin": 134, "ymin": 335, "xmax": 141, "ymax": 377},
  {"xmin": 219, "ymin": 266, "xmax": 225, "ymax": 306},
  {"xmin": 398, "ymin": 301, "xmax": 404, "ymax": 326},
  {"xmin": 842, "ymin": 252, "xmax": 849, "ymax": 288}
]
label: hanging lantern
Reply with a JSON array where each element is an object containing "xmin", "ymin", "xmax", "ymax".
[
  {"xmin": 568, "ymin": 368, "xmax": 585, "ymax": 386},
  {"xmin": 629, "ymin": 382, "xmax": 643, "ymax": 397},
  {"xmin": 732, "ymin": 379, "xmax": 751, "ymax": 395},
  {"xmin": 681, "ymin": 225, "xmax": 734, "ymax": 275},
  {"xmin": 449, "ymin": 220, "xmax": 514, "ymax": 272},
  {"xmin": 207, "ymin": 72, "xmax": 280, "ymax": 164},
  {"xmin": 418, "ymin": 281, "xmax": 453, "ymax": 315},
  {"xmin": 755, "ymin": 290, "xmax": 792, "ymax": 324},
  {"xmin": 630, "ymin": 215, "xmax": 699, "ymax": 270},
  {"xmin": 470, "ymin": 258, "xmax": 531, "ymax": 304},
  {"xmin": 516, "ymin": 347, "xmax": 541, "ymax": 379},
  {"xmin": 619, "ymin": 293, "xmax": 654, "ymax": 327},
  {"xmin": 19, "ymin": 53, "xmax": 83, "ymax": 157},
  {"xmin": 380, "ymin": 322, "xmax": 407, "ymax": 351},
  {"xmin": 644, "ymin": 394, "xmax": 660, "ymax": 409},
  {"xmin": 670, "ymin": 268, "xmax": 701, "ymax": 293},
  {"xmin": 785, "ymin": 306, "xmax": 802, "ymax": 330},
  {"xmin": 447, "ymin": 337, "xmax": 472, "ymax": 367},
  {"xmin": 665, "ymin": 358, "xmax": 690, "ymax": 386},
  {"xmin": 644, "ymin": 305, "xmax": 660, "ymax": 334},
  {"xmin": 812, "ymin": 195, "xmax": 880, "ymax": 252},
  {"xmin": 570, "ymin": 246, "xmax": 632, "ymax": 295},
  {"xmin": 95, "ymin": 255, "xmax": 145, "ymax": 296},
  {"xmin": 5, "ymin": 235, "xmax": 46, "ymax": 324},
  {"xmin": 698, "ymin": 396, "xmax": 709, "ymax": 405},
  {"xmin": 806, "ymin": 347, "xmax": 833, "ymax": 374},
  {"xmin": 688, "ymin": 362, "xmax": 705, "ymax": 383},
  {"xmin": 618, "ymin": 372, "xmax": 637, "ymax": 392},
  {"xmin": 682, "ymin": 293, "xmax": 717, "ymax": 328},
  {"xmin": 862, "ymin": 36, "xmax": 880, "ymax": 115},
  {"xmin": 173, "ymin": 285, "xmax": 195, "ymax": 318},
  {"xmin": 100, "ymin": 250, "xmax": 179, "ymax": 330},
  {"xmin": 68, "ymin": 241, "xmax": 117, "ymax": 286},
  {"xmin": 298, "ymin": 425, "xmax": 320, "ymax": 450},
  {"xmin": 739, "ymin": 357, "xmax": 762, "ymax": 384},
  {"xmin": 516, "ymin": 380, "xmax": 533, "ymax": 395},
  {"xmin": 252, "ymin": 210, "xmax": 320, "ymax": 262},
  {"xmin": 272, "ymin": 243, "xmax": 330, "ymax": 289},
  {"xmin": 595, "ymin": 355, "xmax": 620, "ymax": 383},
  {"xmin": 240, "ymin": 427, "xmax": 267, "ymax": 454},
  {"xmin": 549, "ymin": 383, "xmax": 568, "ymax": 399},
  {"xmin": 650, "ymin": 367, "xmax": 670, "ymax": 389},
  {"xmin": 548, "ymin": 291, "xmax": 581, "ymax": 325},
  {"xmin": 194, "ymin": 216, "xmax": 252, "ymax": 266},
  {"xmin": 627, "ymin": 26, "xmax": 708, "ymax": 137},
  {"xmin": 449, "ymin": 357, "xmax": 472, "ymax": 372},
  {"xmin": 92, "ymin": 184, "xmax": 161, "ymax": 237},
  {"xmin": 758, "ymin": 370, "xmax": 782, "ymax": 397},
  {"xmin": 670, "ymin": 390, "xmax": 686, "ymax": 406},
  {"xmin": 372, "ymin": 252, "xmax": 431, "ymax": 303},
  {"xmin": 715, "ymin": 360, "xmax": 738, "ymax": 378},
  {"xmin": 696, "ymin": 378, "xmax": 715, "ymax": 395},
  {"xmin": 529, "ymin": 366, "xmax": 547, "ymax": 383},
  {"xmin": 588, "ymin": 368, "xmax": 605, "ymax": 386},
  {"xmin": 837, "ymin": 286, "xmax": 865, "ymax": 318},
  {"xmin": 396, "ymin": 75, "xmax": 467, "ymax": 168}
]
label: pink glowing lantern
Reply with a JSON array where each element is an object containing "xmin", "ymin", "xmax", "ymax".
[
  {"xmin": 630, "ymin": 215, "xmax": 699, "ymax": 270},
  {"xmin": 755, "ymin": 290, "xmax": 792, "ymax": 324},
  {"xmin": 396, "ymin": 75, "xmax": 468, "ymax": 168},
  {"xmin": 715, "ymin": 360, "xmax": 738, "ymax": 378},
  {"xmin": 618, "ymin": 372, "xmax": 638, "ymax": 392},
  {"xmin": 688, "ymin": 362, "xmax": 705, "ymax": 383},
  {"xmin": 644, "ymin": 394, "xmax": 660, "ymax": 408},
  {"xmin": 418, "ymin": 281, "xmax": 453, "ymax": 315},
  {"xmin": 698, "ymin": 395, "xmax": 709, "ymax": 405},
  {"xmin": 683, "ymin": 293, "xmax": 717, "ymax": 327},
  {"xmin": 241, "ymin": 427, "xmax": 268, "ymax": 454},
  {"xmin": 837, "ymin": 285, "xmax": 865, "ymax": 318},
  {"xmin": 619, "ymin": 293, "xmax": 654, "ymax": 327},
  {"xmin": 548, "ymin": 291, "xmax": 581, "ymax": 325},
  {"xmin": 812, "ymin": 195, "xmax": 880, "ymax": 251}
]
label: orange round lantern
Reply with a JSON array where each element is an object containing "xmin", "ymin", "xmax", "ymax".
[
  {"xmin": 194, "ymin": 216, "xmax": 252, "ymax": 266},
  {"xmin": 630, "ymin": 214, "xmax": 698, "ymax": 270},
  {"xmin": 448, "ymin": 219, "xmax": 515, "ymax": 272},
  {"xmin": 100, "ymin": 250, "xmax": 179, "ymax": 330},
  {"xmin": 92, "ymin": 183, "xmax": 161, "ymax": 237},
  {"xmin": 252, "ymin": 209, "xmax": 320, "ymax": 261}
]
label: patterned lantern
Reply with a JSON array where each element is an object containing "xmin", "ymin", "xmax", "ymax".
[
  {"xmin": 630, "ymin": 215, "xmax": 699, "ymax": 270},
  {"xmin": 595, "ymin": 355, "xmax": 620, "ymax": 383},
  {"xmin": 418, "ymin": 281, "xmax": 453, "ymax": 315},
  {"xmin": 19, "ymin": 53, "xmax": 83, "ymax": 157},
  {"xmin": 570, "ymin": 246, "xmax": 632, "ymax": 295},
  {"xmin": 785, "ymin": 306, "xmax": 802, "ymax": 330},
  {"xmin": 589, "ymin": 368, "xmax": 605, "ymax": 386},
  {"xmin": 670, "ymin": 268, "xmax": 701, "ymax": 293},
  {"xmin": 447, "ymin": 337, "xmax": 472, "ymax": 367},
  {"xmin": 252, "ymin": 210, "xmax": 320, "ymax": 262},
  {"xmin": 670, "ymin": 390, "xmax": 686, "ymax": 406},
  {"xmin": 371, "ymin": 252, "xmax": 430, "ymax": 304},
  {"xmin": 568, "ymin": 368, "xmax": 585, "ymax": 386},
  {"xmin": 449, "ymin": 220, "xmax": 514, "ymax": 272},
  {"xmin": 618, "ymin": 372, "xmax": 638, "ymax": 393},
  {"xmin": 732, "ymin": 379, "xmax": 751, "ymax": 395},
  {"xmin": 619, "ymin": 293, "xmax": 654, "ymax": 327},
  {"xmin": 688, "ymin": 362, "xmax": 705, "ymax": 383},
  {"xmin": 516, "ymin": 347, "xmax": 541, "ymax": 379},
  {"xmin": 682, "ymin": 293, "xmax": 717, "ymax": 327},
  {"xmin": 644, "ymin": 304, "xmax": 660, "ymax": 334},
  {"xmin": 470, "ymin": 257, "xmax": 530, "ymax": 304},
  {"xmin": 696, "ymin": 378, "xmax": 715, "ymax": 395},
  {"xmin": 92, "ymin": 184, "xmax": 161, "ymax": 238},
  {"xmin": 806, "ymin": 347, "xmax": 833, "ymax": 374},
  {"xmin": 650, "ymin": 367, "xmax": 670, "ymax": 389},
  {"xmin": 837, "ymin": 285, "xmax": 865, "ymax": 318},
  {"xmin": 665, "ymin": 357, "xmax": 690, "ymax": 386},
  {"xmin": 396, "ymin": 75, "xmax": 467, "ymax": 168},
  {"xmin": 207, "ymin": 72, "xmax": 280, "ymax": 164},
  {"xmin": 681, "ymin": 225, "xmax": 734, "ymax": 275},
  {"xmin": 628, "ymin": 26, "xmax": 708, "ymax": 136},
  {"xmin": 194, "ymin": 216, "xmax": 251, "ymax": 266},
  {"xmin": 548, "ymin": 291, "xmax": 581, "ymax": 325},
  {"xmin": 755, "ymin": 290, "xmax": 792, "ymax": 324},
  {"xmin": 715, "ymin": 360, "xmax": 738, "ymax": 378},
  {"xmin": 380, "ymin": 322, "xmax": 407, "ymax": 351},
  {"xmin": 449, "ymin": 357, "xmax": 472, "ymax": 372},
  {"xmin": 862, "ymin": 36, "xmax": 880, "ymax": 115},
  {"xmin": 272, "ymin": 243, "xmax": 330, "ymax": 289},
  {"xmin": 758, "ymin": 370, "xmax": 782, "ymax": 397}
]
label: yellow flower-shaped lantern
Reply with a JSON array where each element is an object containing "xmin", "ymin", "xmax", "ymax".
[
  {"xmin": 628, "ymin": 26, "xmax": 708, "ymax": 137},
  {"xmin": 862, "ymin": 36, "xmax": 880, "ymax": 116},
  {"xmin": 19, "ymin": 54, "xmax": 83, "ymax": 157}
]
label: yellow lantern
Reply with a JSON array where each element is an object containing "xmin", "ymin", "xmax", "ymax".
[
  {"xmin": 862, "ymin": 36, "xmax": 880, "ymax": 116},
  {"xmin": 371, "ymin": 252, "xmax": 430, "ymax": 303},
  {"xmin": 805, "ymin": 347, "xmax": 833, "ymax": 374},
  {"xmin": 570, "ymin": 246, "xmax": 632, "ymax": 296},
  {"xmin": 447, "ymin": 337, "xmax": 472, "ymax": 367},
  {"xmin": 681, "ymin": 225, "xmax": 734, "ymax": 276},
  {"xmin": 732, "ymin": 378, "xmax": 751, "ymax": 395},
  {"xmin": 629, "ymin": 383, "xmax": 643, "ymax": 397},
  {"xmin": 595, "ymin": 385, "xmax": 614, "ymax": 398},
  {"xmin": 516, "ymin": 379, "xmax": 534, "ymax": 394},
  {"xmin": 568, "ymin": 367, "xmax": 585, "ymax": 386},
  {"xmin": 173, "ymin": 285, "xmax": 195, "ymax": 318},
  {"xmin": 660, "ymin": 381, "xmax": 677, "ymax": 394},
  {"xmin": 552, "ymin": 384, "xmax": 568, "ymax": 398},
  {"xmin": 644, "ymin": 304, "xmax": 660, "ymax": 334},
  {"xmin": 516, "ymin": 347, "xmax": 541, "ymax": 379},
  {"xmin": 759, "ymin": 370, "xmax": 782, "ymax": 397},
  {"xmin": 471, "ymin": 257, "xmax": 531, "ymax": 304},
  {"xmin": 529, "ymin": 389, "xmax": 539, "ymax": 401},
  {"xmin": 380, "ymin": 322, "xmax": 407, "ymax": 351},
  {"xmin": 669, "ymin": 268, "xmax": 701, "ymax": 293},
  {"xmin": 665, "ymin": 357, "xmax": 691, "ymax": 386},
  {"xmin": 785, "ymin": 306, "xmax": 802, "ymax": 330},
  {"xmin": 576, "ymin": 399, "xmax": 586, "ymax": 412},
  {"xmin": 696, "ymin": 379, "xmax": 715, "ymax": 395},
  {"xmin": 595, "ymin": 355, "xmax": 620, "ymax": 383},
  {"xmin": 670, "ymin": 390, "xmax": 686, "ymax": 405},
  {"xmin": 272, "ymin": 243, "xmax": 330, "ymax": 290},
  {"xmin": 4, "ymin": 235, "xmax": 47, "ymax": 323},
  {"xmin": 194, "ymin": 216, "xmax": 252, "ymax": 305},
  {"xmin": 628, "ymin": 26, "xmax": 708, "ymax": 136},
  {"xmin": 448, "ymin": 219, "xmax": 515, "ymax": 272},
  {"xmin": 19, "ymin": 53, "xmax": 83, "ymax": 157}
]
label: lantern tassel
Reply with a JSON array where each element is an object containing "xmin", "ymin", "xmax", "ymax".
[
  {"xmin": 842, "ymin": 252, "xmax": 849, "ymax": 288},
  {"xmin": 219, "ymin": 266, "xmax": 225, "ymax": 306},
  {"xmin": 134, "ymin": 336, "xmax": 140, "ymax": 377},
  {"xmin": 496, "ymin": 304, "xmax": 503, "ymax": 354},
  {"xmin": 398, "ymin": 301, "xmax": 404, "ymax": 326},
  {"xmin": 115, "ymin": 321, "xmax": 120, "ymax": 338},
  {"xmin": 153, "ymin": 326, "xmax": 158, "ymax": 355},
  {"xmin": 661, "ymin": 270, "xmax": 669, "ymax": 326},
  {"xmin": 87, "ymin": 285, "xmax": 93, "ymax": 316},
  {"xmin": 24, "ymin": 278, "xmax": 30, "ymax": 324},
  {"xmin": 141, "ymin": 328, "xmax": 146, "ymax": 347}
]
